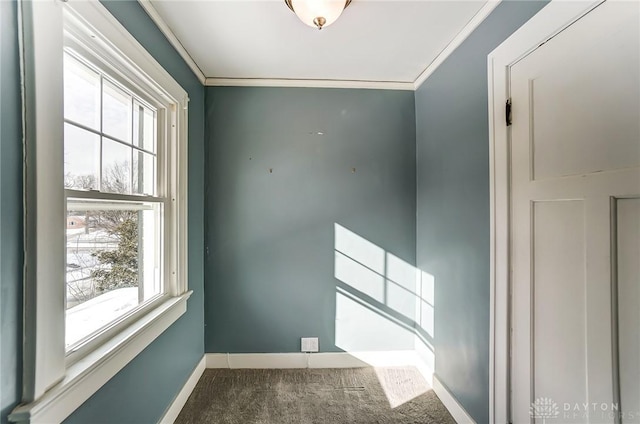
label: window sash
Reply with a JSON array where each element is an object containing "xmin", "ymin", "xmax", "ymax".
[
  {"xmin": 63, "ymin": 49, "xmax": 161, "ymax": 198},
  {"xmin": 66, "ymin": 197, "xmax": 163, "ymax": 211},
  {"xmin": 64, "ymin": 35, "xmax": 168, "ymax": 114},
  {"xmin": 64, "ymin": 120, "xmax": 159, "ymax": 196},
  {"xmin": 63, "ymin": 42, "xmax": 168, "ymax": 355},
  {"xmin": 63, "ymin": 32, "xmax": 172, "ymax": 199},
  {"xmin": 64, "ymin": 119, "xmax": 157, "ymax": 157},
  {"xmin": 64, "ymin": 188, "xmax": 165, "ymax": 204},
  {"xmin": 64, "ymin": 195, "xmax": 166, "ymax": 357}
]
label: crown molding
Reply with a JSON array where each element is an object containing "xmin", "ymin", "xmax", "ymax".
[
  {"xmin": 137, "ymin": 0, "xmax": 206, "ymax": 85},
  {"xmin": 205, "ymin": 77, "xmax": 414, "ymax": 91},
  {"xmin": 138, "ymin": 0, "xmax": 501, "ymax": 91},
  {"xmin": 413, "ymin": 0, "xmax": 502, "ymax": 90}
]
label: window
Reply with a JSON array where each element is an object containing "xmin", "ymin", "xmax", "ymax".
[
  {"xmin": 11, "ymin": 1, "xmax": 190, "ymax": 423},
  {"xmin": 63, "ymin": 50, "xmax": 164, "ymax": 352}
]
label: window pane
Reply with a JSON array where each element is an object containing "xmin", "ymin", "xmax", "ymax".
[
  {"xmin": 64, "ymin": 54, "xmax": 100, "ymax": 130},
  {"xmin": 65, "ymin": 199, "xmax": 163, "ymax": 349},
  {"xmin": 102, "ymin": 80, "xmax": 132, "ymax": 143},
  {"xmin": 102, "ymin": 138, "xmax": 131, "ymax": 194},
  {"xmin": 133, "ymin": 150, "xmax": 156, "ymax": 196},
  {"xmin": 64, "ymin": 123, "xmax": 99, "ymax": 190},
  {"xmin": 133, "ymin": 101, "xmax": 156, "ymax": 153}
]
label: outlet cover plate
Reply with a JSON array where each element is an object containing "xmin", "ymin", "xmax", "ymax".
[{"xmin": 301, "ymin": 337, "xmax": 319, "ymax": 352}]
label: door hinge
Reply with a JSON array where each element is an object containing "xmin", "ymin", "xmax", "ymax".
[{"xmin": 506, "ymin": 98, "xmax": 512, "ymax": 126}]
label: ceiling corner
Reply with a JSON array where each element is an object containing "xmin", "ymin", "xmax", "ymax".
[
  {"xmin": 138, "ymin": 0, "xmax": 207, "ymax": 85},
  {"xmin": 413, "ymin": 0, "xmax": 502, "ymax": 90}
]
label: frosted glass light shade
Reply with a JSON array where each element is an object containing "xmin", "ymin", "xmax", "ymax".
[{"xmin": 286, "ymin": 0, "xmax": 350, "ymax": 30}]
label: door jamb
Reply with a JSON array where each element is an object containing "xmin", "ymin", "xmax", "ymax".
[{"xmin": 487, "ymin": 1, "xmax": 604, "ymax": 422}]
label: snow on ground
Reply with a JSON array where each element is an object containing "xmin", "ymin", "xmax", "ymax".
[
  {"xmin": 66, "ymin": 287, "xmax": 139, "ymax": 348},
  {"xmin": 64, "ymin": 226, "xmax": 143, "ymax": 347}
]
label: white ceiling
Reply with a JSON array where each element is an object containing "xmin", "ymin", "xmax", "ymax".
[{"xmin": 146, "ymin": 0, "xmax": 489, "ymax": 87}]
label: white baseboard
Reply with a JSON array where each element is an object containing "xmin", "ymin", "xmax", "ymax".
[
  {"xmin": 209, "ymin": 352, "xmax": 309, "ymax": 369},
  {"xmin": 205, "ymin": 350, "xmax": 431, "ymax": 372},
  {"xmin": 205, "ymin": 352, "xmax": 230, "ymax": 368},
  {"xmin": 158, "ymin": 356, "xmax": 206, "ymax": 424},
  {"xmin": 432, "ymin": 375, "xmax": 477, "ymax": 424}
]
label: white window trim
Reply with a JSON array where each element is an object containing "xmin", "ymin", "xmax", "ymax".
[
  {"xmin": 487, "ymin": 1, "xmax": 603, "ymax": 423},
  {"xmin": 11, "ymin": 0, "xmax": 190, "ymax": 423}
]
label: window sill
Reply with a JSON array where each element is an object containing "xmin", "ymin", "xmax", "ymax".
[{"xmin": 9, "ymin": 291, "xmax": 192, "ymax": 424}]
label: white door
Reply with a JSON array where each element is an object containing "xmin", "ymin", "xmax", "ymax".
[{"xmin": 509, "ymin": 1, "xmax": 640, "ymax": 423}]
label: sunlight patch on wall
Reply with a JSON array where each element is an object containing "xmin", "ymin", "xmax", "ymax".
[
  {"xmin": 386, "ymin": 253, "xmax": 419, "ymax": 322},
  {"xmin": 333, "ymin": 223, "xmax": 437, "ymax": 391},
  {"xmin": 386, "ymin": 252, "xmax": 418, "ymax": 292},
  {"xmin": 335, "ymin": 289, "xmax": 415, "ymax": 351},
  {"xmin": 334, "ymin": 223, "xmax": 385, "ymax": 275},
  {"xmin": 334, "ymin": 250, "xmax": 385, "ymax": 303},
  {"xmin": 418, "ymin": 271, "xmax": 435, "ymax": 338}
]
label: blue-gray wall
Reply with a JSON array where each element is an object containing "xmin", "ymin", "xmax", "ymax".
[
  {"xmin": 0, "ymin": 1, "xmax": 205, "ymax": 423},
  {"xmin": 414, "ymin": 1, "xmax": 547, "ymax": 422},
  {"xmin": 0, "ymin": 1, "xmax": 24, "ymax": 422},
  {"xmin": 205, "ymin": 87, "xmax": 417, "ymax": 353}
]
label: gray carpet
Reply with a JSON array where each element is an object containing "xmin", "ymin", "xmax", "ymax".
[{"xmin": 175, "ymin": 367, "xmax": 456, "ymax": 424}]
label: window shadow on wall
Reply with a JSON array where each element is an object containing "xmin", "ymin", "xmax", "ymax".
[{"xmin": 333, "ymin": 223, "xmax": 436, "ymax": 408}]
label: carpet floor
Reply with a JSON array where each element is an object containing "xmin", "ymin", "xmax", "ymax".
[{"xmin": 175, "ymin": 367, "xmax": 456, "ymax": 424}]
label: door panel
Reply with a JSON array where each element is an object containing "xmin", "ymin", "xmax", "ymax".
[
  {"xmin": 509, "ymin": 1, "xmax": 640, "ymax": 423},
  {"xmin": 533, "ymin": 201, "xmax": 587, "ymax": 410},
  {"xmin": 527, "ymin": 2, "xmax": 640, "ymax": 181}
]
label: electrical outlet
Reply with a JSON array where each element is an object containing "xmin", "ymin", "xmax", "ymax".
[{"xmin": 301, "ymin": 337, "xmax": 319, "ymax": 353}]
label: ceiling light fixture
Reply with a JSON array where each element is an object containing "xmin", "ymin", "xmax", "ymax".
[{"xmin": 284, "ymin": 0, "xmax": 352, "ymax": 30}]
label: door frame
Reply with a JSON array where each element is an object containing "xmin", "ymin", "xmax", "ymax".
[{"xmin": 487, "ymin": 1, "xmax": 605, "ymax": 422}]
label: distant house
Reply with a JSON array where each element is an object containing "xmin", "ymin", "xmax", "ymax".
[{"xmin": 67, "ymin": 216, "xmax": 86, "ymax": 229}]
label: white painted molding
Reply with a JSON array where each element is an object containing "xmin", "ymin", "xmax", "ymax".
[
  {"xmin": 158, "ymin": 356, "xmax": 206, "ymax": 424},
  {"xmin": 432, "ymin": 375, "xmax": 476, "ymax": 424},
  {"xmin": 137, "ymin": 0, "xmax": 206, "ymax": 85},
  {"xmin": 206, "ymin": 353, "xmax": 230, "ymax": 369},
  {"xmin": 204, "ymin": 351, "xmax": 433, "ymax": 374},
  {"xmin": 413, "ymin": 0, "xmax": 501, "ymax": 90},
  {"xmin": 207, "ymin": 0, "xmax": 502, "ymax": 91},
  {"xmin": 10, "ymin": 293, "xmax": 191, "ymax": 424},
  {"xmin": 137, "ymin": 0, "xmax": 500, "ymax": 91},
  {"xmin": 205, "ymin": 77, "xmax": 414, "ymax": 91},
  {"xmin": 68, "ymin": 0, "xmax": 188, "ymax": 103},
  {"xmin": 309, "ymin": 351, "xmax": 424, "ymax": 369},
  {"xmin": 19, "ymin": 0, "xmax": 68, "ymax": 401},
  {"xmin": 487, "ymin": 1, "xmax": 603, "ymax": 423},
  {"xmin": 228, "ymin": 353, "xmax": 309, "ymax": 369},
  {"xmin": 137, "ymin": 1, "xmax": 410, "ymax": 92}
]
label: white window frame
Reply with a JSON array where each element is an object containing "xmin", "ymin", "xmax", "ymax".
[{"xmin": 11, "ymin": 1, "xmax": 190, "ymax": 423}]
